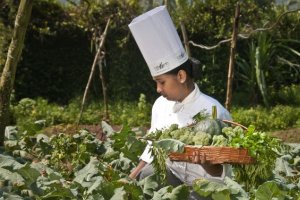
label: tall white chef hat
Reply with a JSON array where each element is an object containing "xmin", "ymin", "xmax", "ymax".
[{"xmin": 128, "ymin": 6, "xmax": 188, "ymax": 77}]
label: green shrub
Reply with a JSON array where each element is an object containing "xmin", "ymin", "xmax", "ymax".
[
  {"xmin": 232, "ymin": 105, "xmax": 300, "ymax": 131},
  {"xmin": 11, "ymin": 95, "xmax": 300, "ymax": 134},
  {"xmin": 11, "ymin": 94, "xmax": 151, "ymax": 132},
  {"xmin": 270, "ymin": 84, "xmax": 300, "ymax": 106}
]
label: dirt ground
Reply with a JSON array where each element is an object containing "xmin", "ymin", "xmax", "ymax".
[
  {"xmin": 270, "ymin": 127, "xmax": 300, "ymax": 143},
  {"xmin": 42, "ymin": 124, "xmax": 300, "ymax": 143}
]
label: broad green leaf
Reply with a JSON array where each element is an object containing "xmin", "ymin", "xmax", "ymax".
[
  {"xmin": 86, "ymin": 176, "xmax": 104, "ymax": 194},
  {"xmin": 0, "ymin": 168, "xmax": 24, "ymax": 187},
  {"xmin": 140, "ymin": 174, "xmax": 160, "ymax": 198},
  {"xmin": 110, "ymin": 153, "xmax": 132, "ymax": 171},
  {"xmin": 4, "ymin": 126, "xmax": 18, "ymax": 140},
  {"xmin": 1, "ymin": 192, "xmax": 24, "ymax": 200},
  {"xmin": 255, "ymin": 181, "xmax": 287, "ymax": 200},
  {"xmin": 165, "ymin": 184, "xmax": 189, "ymax": 199},
  {"xmin": 122, "ymin": 182, "xmax": 143, "ymax": 200},
  {"xmin": 102, "ymin": 146, "xmax": 119, "ymax": 161},
  {"xmin": 15, "ymin": 163, "xmax": 40, "ymax": 186},
  {"xmin": 152, "ymin": 185, "xmax": 189, "ymax": 200},
  {"xmin": 152, "ymin": 185, "xmax": 172, "ymax": 199},
  {"xmin": 36, "ymin": 176, "xmax": 76, "ymax": 198},
  {"xmin": 0, "ymin": 155, "xmax": 23, "ymax": 169},
  {"xmin": 3, "ymin": 141, "xmax": 18, "ymax": 150},
  {"xmin": 153, "ymin": 139, "xmax": 185, "ymax": 153},
  {"xmin": 38, "ymin": 184, "xmax": 75, "ymax": 199},
  {"xmin": 294, "ymin": 157, "xmax": 300, "ymax": 166},
  {"xmin": 275, "ymin": 156, "xmax": 295, "ymax": 177},
  {"xmin": 102, "ymin": 121, "xmax": 115, "ymax": 137},
  {"xmin": 31, "ymin": 162, "xmax": 61, "ymax": 180},
  {"xmin": 122, "ymin": 135, "xmax": 146, "ymax": 162},
  {"xmin": 95, "ymin": 182, "xmax": 120, "ymax": 199},
  {"xmin": 110, "ymin": 187, "xmax": 126, "ymax": 200},
  {"xmin": 36, "ymin": 133, "xmax": 49, "ymax": 143},
  {"xmin": 224, "ymin": 177, "xmax": 248, "ymax": 199},
  {"xmin": 193, "ymin": 178, "xmax": 229, "ymax": 198},
  {"xmin": 211, "ymin": 190, "xmax": 231, "ymax": 200},
  {"xmin": 110, "ymin": 125, "xmax": 145, "ymax": 162},
  {"xmin": 85, "ymin": 194, "xmax": 105, "ymax": 200},
  {"xmin": 111, "ymin": 125, "xmax": 134, "ymax": 150},
  {"xmin": 74, "ymin": 157, "xmax": 100, "ymax": 187}
]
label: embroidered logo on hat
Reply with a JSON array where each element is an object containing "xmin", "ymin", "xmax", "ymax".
[
  {"xmin": 128, "ymin": 6, "xmax": 188, "ymax": 77},
  {"xmin": 154, "ymin": 62, "xmax": 169, "ymax": 72}
]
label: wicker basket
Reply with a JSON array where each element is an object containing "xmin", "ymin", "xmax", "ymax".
[
  {"xmin": 168, "ymin": 120, "xmax": 256, "ymax": 165},
  {"xmin": 169, "ymin": 146, "xmax": 255, "ymax": 164}
]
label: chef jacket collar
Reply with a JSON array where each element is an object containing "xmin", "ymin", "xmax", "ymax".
[{"xmin": 173, "ymin": 83, "xmax": 199, "ymax": 113}]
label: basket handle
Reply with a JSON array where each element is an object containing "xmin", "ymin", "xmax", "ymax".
[{"xmin": 222, "ymin": 120, "xmax": 248, "ymax": 130}]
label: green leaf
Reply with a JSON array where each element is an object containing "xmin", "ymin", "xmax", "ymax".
[
  {"xmin": 37, "ymin": 178, "xmax": 75, "ymax": 199},
  {"xmin": 275, "ymin": 156, "xmax": 295, "ymax": 177},
  {"xmin": 74, "ymin": 157, "xmax": 100, "ymax": 187},
  {"xmin": 0, "ymin": 168, "xmax": 24, "ymax": 187},
  {"xmin": 120, "ymin": 181, "xmax": 143, "ymax": 200},
  {"xmin": 84, "ymin": 194, "xmax": 105, "ymax": 200},
  {"xmin": 0, "ymin": 155, "xmax": 23, "ymax": 169},
  {"xmin": 193, "ymin": 178, "xmax": 229, "ymax": 198},
  {"xmin": 94, "ymin": 182, "xmax": 120, "ymax": 199},
  {"xmin": 255, "ymin": 181, "xmax": 287, "ymax": 200},
  {"xmin": 1, "ymin": 192, "xmax": 24, "ymax": 200},
  {"xmin": 140, "ymin": 174, "xmax": 160, "ymax": 198},
  {"xmin": 152, "ymin": 185, "xmax": 189, "ymax": 200},
  {"xmin": 4, "ymin": 126, "xmax": 18, "ymax": 140},
  {"xmin": 211, "ymin": 190, "xmax": 231, "ymax": 200},
  {"xmin": 3, "ymin": 141, "xmax": 18, "ymax": 150},
  {"xmin": 153, "ymin": 139, "xmax": 185, "ymax": 153},
  {"xmin": 109, "ymin": 125, "xmax": 145, "ymax": 163},
  {"xmin": 110, "ymin": 153, "xmax": 132, "ymax": 171},
  {"xmin": 101, "ymin": 121, "xmax": 115, "ymax": 137},
  {"xmin": 223, "ymin": 177, "xmax": 248, "ymax": 198},
  {"xmin": 122, "ymin": 135, "xmax": 146, "ymax": 162},
  {"xmin": 152, "ymin": 185, "xmax": 172, "ymax": 199},
  {"xmin": 31, "ymin": 162, "xmax": 61, "ymax": 180},
  {"xmin": 110, "ymin": 187, "xmax": 126, "ymax": 200},
  {"xmin": 15, "ymin": 163, "xmax": 40, "ymax": 186},
  {"xmin": 86, "ymin": 176, "xmax": 105, "ymax": 194}
]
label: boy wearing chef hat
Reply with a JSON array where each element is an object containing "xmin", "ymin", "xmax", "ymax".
[{"xmin": 128, "ymin": 5, "xmax": 232, "ymax": 197}]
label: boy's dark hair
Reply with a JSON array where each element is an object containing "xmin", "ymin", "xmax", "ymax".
[{"xmin": 166, "ymin": 57, "xmax": 200, "ymax": 80}]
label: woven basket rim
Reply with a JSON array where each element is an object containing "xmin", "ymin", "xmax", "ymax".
[{"xmin": 168, "ymin": 145, "xmax": 256, "ymax": 164}]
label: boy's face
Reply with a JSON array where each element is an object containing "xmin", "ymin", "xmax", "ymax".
[{"xmin": 153, "ymin": 72, "xmax": 186, "ymax": 102}]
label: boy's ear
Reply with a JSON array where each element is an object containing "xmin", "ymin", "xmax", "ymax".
[{"xmin": 177, "ymin": 69, "xmax": 187, "ymax": 83}]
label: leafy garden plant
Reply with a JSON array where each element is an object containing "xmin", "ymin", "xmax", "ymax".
[
  {"xmin": 1, "ymin": 120, "xmax": 300, "ymax": 199},
  {"xmin": 143, "ymin": 119, "xmax": 297, "ymax": 199}
]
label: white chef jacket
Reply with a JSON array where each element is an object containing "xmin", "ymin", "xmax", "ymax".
[{"xmin": 139, "ymin": 83, "xmax": 232, "ymax": 184}]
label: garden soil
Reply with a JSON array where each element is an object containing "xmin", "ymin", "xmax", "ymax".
[
  {"xmin": 271, "ymin": 127, "xmax": 300, "ymax": 143},
  {"xmin": 43, "ymin": 124, "xmax": 300, "ymax": 143}
]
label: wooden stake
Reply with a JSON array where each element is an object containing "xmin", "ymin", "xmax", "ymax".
[
  {"xmin": 98, "ymin": 53, "xmax": 109, "ymax": 121},
  {"xmin": 77, "ymin": 18, "xmax": 111, "ymax": 125},
  {"xmin": 225, "ymin": 3, "xmax": 240, "ymax": 111},
  {"xmin": 180, "ymin": 21, "xmax": 191, "ymax": 57}
]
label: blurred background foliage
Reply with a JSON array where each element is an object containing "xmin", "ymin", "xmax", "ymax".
[{"xmin": 0, "ymin": 0, "xmax": 299, "ymax": 107}]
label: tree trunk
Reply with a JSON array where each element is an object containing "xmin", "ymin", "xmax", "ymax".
[
  {"xmin": 225, "ymin": 3, "xmax": 240, "ymax": 111},
  {"xmin": 0, "ymin": 0, "xmax": 33, "ymax": 146}
]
